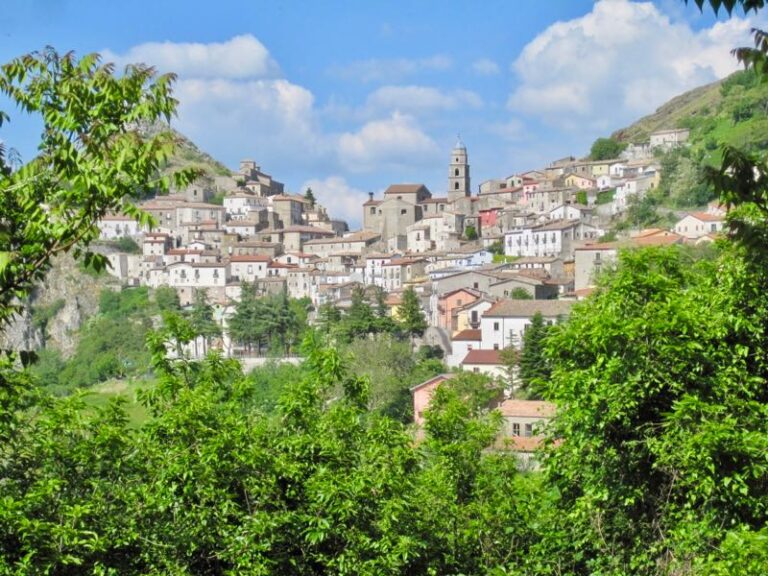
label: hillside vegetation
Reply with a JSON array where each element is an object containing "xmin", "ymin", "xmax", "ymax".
[
  {"xmin": 614, "ymin": 69, "xmax": 768, "ymax": 160},
  {"xmin": 608, "ymin": 70, "xmax": 768, "ymax": 229}
]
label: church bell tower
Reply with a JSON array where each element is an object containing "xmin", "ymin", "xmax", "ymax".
[{"xmin": 448, "ymin": 137, "xmax": 470, "ymax": 203}]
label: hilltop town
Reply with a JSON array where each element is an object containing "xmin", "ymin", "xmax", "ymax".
[{"xmin": 97, "ymin": 126, "xmax": 724, "ymax": 375}]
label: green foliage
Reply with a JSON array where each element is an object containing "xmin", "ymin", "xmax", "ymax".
[
  {"xmin": 510, "ymin": 287, "xmax": 533, "ymax": 300},
  {"xmin": 398, "ymin": 285, "xmax": 427, "ymax": 338},
  {"xmin": 56, "ymin": 314, "xmax": 153, "ymax": 389},
  {"xmin": 208, "ymin": 190, "xmax": 226, "ymax": 205},
  {"xmin": 304, "ymin": 186, "xmax": 316, "ymax": 207},
  {"xmin": 245, "ymin": 360, "xmax": 306, "ymax": 413},
  {"xmin": 540, "ymin": 246, "xmax": 768, "ymax": 574},
  {"xmin": 344, "ymin": 335, "xmax": 443, "ymax": 422},
  {"xmin": 518, "ymin": 312, "xmax": 551, "ymax": 399},
  {"xmin": 108, "ymin": 236, "xmax": 141, "ymax": 253},
  {"xmin": 228, "ymin": 284, "xmax": 307, "ymax": 354},
  {"xmin": 575, "ymin": 190, "xmax": 588, "ymax": 205},
  {"xmin": 30, "ymin": 298, "xmax": 65, "ymax": 332},
  {"xmin": 464, "ymin": 225, "xmax": 478, "ymax": 241},
  {"xmin": 1, "ymin": 329, "xmax": 532, "ymax": 575},
  {"xmin": 0, "ymin": 48, "xmax": 198, "ymax": 323},
  {"xmin": 99, "ymin": 286, "xmax": 151, "ymax": 318},
  {"xmin": 187, "ymin": 288, "xmax": 221, "ymax": 357},
  {"xmin": 596, "ymin": 188, "xmax": 615, "ymax": 205},
  {"xmin": 154, "ymin": 285, "xmax": 181, "ymax": 312},
  {"xmin": 487, "ymin": 239, "xmax": 504, "ymax": 256},
  {"xmin": 589, "ymin": 136, "xmax": 627, "ymax": 160},
  {"xmin": 331, "ymin": 285, "xmax": 398, "ymax": 342}
]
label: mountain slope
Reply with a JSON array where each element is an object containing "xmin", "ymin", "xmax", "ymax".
[
  {"xmin": 611, "ymin": 70, "xmax": 768, "ymax": 157},
  {"xmin": 611, "ymin": 78, "xmax": 724, "ymax": 144}
]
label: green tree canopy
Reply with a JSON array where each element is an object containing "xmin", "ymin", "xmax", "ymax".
[
  {"xmin": 398, "ymin": 285, "xmax": 427, "ymax": 338},
  {"xmin": 0, "ymin": 48, "xmax": 196, "ymax": 323},
  {"xmin": 589, "ymin": 136, "xmax": 627, "ymax": 160}
]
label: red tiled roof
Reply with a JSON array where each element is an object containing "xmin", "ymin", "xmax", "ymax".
[
  {"xmin": 385, "ymin": 184, "xmax": 429, "ymax": 195},
  {"xmin": 483, "ymin": 299, "xmax": 573, "ymax": 318},
  {"xmin": 409, "ymin": 373, "xmax": 454, "ymax": 393},
  {"xmin": 493, "ymin": 435, "xmax": 546, "ymax": 452},
  {"xmin": 688, "ymin": 211, "xmax": 724, "ymax": 222},
  {"xmin": 452, "ymin": 329, "xmax": 481, "ymax": 341},
  {"xmin": 462, "ymin": 349, "xmax": 503, "ymax": 365},
  {"xmin": 497, "ymin": 399, "xmax": 556, "ymax": 418},
  {"xmin": 229, "ymin": 255, "xmax": 272, "ymax": 262}
]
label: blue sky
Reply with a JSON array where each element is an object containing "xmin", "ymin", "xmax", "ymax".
[{"xmin": 0, "ymin": 0, "xmax": 762, "ymax": 225}]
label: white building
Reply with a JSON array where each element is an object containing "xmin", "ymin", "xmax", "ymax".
[
  {"xmin": 504, "ymin": 219, "xmax": 600, "ymax": 259},
  {"xmin": 98, "ymin": 215, "xmax": 146, "ymax": 239},
  {"xmin": 673, "ymin": 212, "xmax": 725, "ymax": 239},
  {"xmin": 229, "ymin": 255, "xmax": 271, "ymax": 282},
  {"xmin": 223, "ymin": 193, "xmax": 268, "ymax": 220},
  {"xmin": 479, "ymin": 299, "xmax": 573, "ymax": 351}
]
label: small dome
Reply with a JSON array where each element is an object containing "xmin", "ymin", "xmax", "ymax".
[{"xmin": 453, "ymin": 136, "xmax": 466, "ymax": 151}]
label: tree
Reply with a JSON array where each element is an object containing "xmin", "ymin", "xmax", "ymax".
[
  {"xmin": 464, "ymin": 225, "xmax": 478, "ymax": 241},
  {"xmin": 227, "ymin": 281, "xmax": 261, "ymax": 353},
  {"xmin": 304, "ymin": 186, "xmax": 316, "ymax": 208},
  {"xmin": 399, "ymin": 285, "xmax": 427, "ymax": 339},
  {"xmin": 539, "ymin": 246, "xmax": 768, "ymax": 574},
  {"xmin": 0, "ymin": 48, "xmax": 196, "ymax": 323},
  {"xmin": 187, "ymin": 289, "xmax": 221, "ymax": 357},
  {"xmin": 517, "ymin": 311, "xmax": 551, "ymax": 399},
  {"xmin": 154, "ymin": 285, "xmax": 181, "ymax": 312},
  {"xmin": 510, "ymin": 287, "xmax": 533, "ymax": 300},
  {"xmin": 589, "ymin": 136, "xmax": 627, "ymax": 160}
]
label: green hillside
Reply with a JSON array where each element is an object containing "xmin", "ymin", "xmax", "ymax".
[
  {"xmin": 613, "ymin": 70, "xmax": 768, "ymax": 160},
  {"xmin": 611, "ymin": 78, "xmax": 724, "ymax": 144},
  {"xmin": 166, "ymin": 127, "xmax": 233, "ymax": 178},
  {"xmin": 138, "ymin": 121, "xmax": 233, "ymax": 179},
  {"xmin": 608, "ymin": 70, "xmax": 768, "ymax": 226}
]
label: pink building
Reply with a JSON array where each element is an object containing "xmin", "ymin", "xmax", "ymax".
[
  {"xmin": 479, "ymin": 208, "xmax": 500, "ymax": 230},
  {"xmin": 410, "ymin": 374, "xmax": 455, "ymax": 426},
  {"xmin": 438, "ymin": 287, "xmax": 482, "ymax": 331}
]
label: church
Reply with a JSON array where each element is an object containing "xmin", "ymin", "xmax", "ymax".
[{"xmin": 362, "ymin": 139, "xmax": 480, "ymax": 249}]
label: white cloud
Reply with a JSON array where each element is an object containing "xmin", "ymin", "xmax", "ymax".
[
  {"xmin": 172, "ymin": 78, "xmax": 324, "ymax": 163},
  {"xmin": 338, "ymin": 112, "xmax": 439, "ymax": 173},
  {"xmin": 472, "ymin": 58, "xmax": 500, "ymax": 76},
  {"xmin": 365, "ymin": 85, "xmax": 482, "ymax": 115},
  {"xmin": 332, "ymin": 55, "xmax": 452, "ymax": 83},
  {"xmin": 489, "ymin": 118, "xmax": 526, "ymax": 142},
  {"xmin": 105, "ymin": 36, "xmax": 328, "ymax": 177},
  {"xmin": 104, "ymin": 34, "xmax": 279, "ymax": 79},
  {"xmin": 507, "ymin": 0, "xmax": 756, "ymax": 131},
  {"xmin": 301, "ymin": 176, "xmax": 367, "ymax": 227}
]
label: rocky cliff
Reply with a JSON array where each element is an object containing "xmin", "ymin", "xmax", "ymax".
[{"xmin": 0, "ymin": 254, "xmax": 118, "ymax": 357}]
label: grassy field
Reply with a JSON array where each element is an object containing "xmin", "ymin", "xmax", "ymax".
[{"xmin": 82, "ymin": 378, "xmax": 153, "ymax": 427}]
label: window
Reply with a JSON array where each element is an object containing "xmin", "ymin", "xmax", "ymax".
[
  {"xmin": 473, "ymin": 367, "xmax": 479, "ymax": 373},
  {"xmin": 471, "ymin": 311, "xmax": 478, "ymax": 324},
  {"xmin": 524, "ymin": 423, "xmax": 533, "ymax": 437},
  {"xmin": 494, "ymin": 322, "xmax": 499, "ymax": 331},
  {"xmin": 493, "ymin": 343, "xmax": 499, "ymax": 350},
  {"xmin": 456, "ymin": 299, "xmax": 462, "ymax": 306},
  {"xmin": 473, "ymin": 282, "xmax": 479, "ymax": 289},
  {"xmin": 454, "ymin": 168, "xmax": 459, "ymax": 176},
  {"xmin": 454, "ymin": 182, "xmax": 460, "ymax": 190},
  {"xmin": 512, "ymin": 423, "xmax": 521, "ymax": 436},
  {"xmin": 370, "ymin": 207, "xmax": 375, "ymax": 215},
  {"xmin": 401, "ymin": 209, "xmax": 407, "ymax": 215}
]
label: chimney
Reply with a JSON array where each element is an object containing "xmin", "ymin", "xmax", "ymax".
[{"xmin": 368, "ymin": 192, "xmax": 374, "ymax": 201}]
